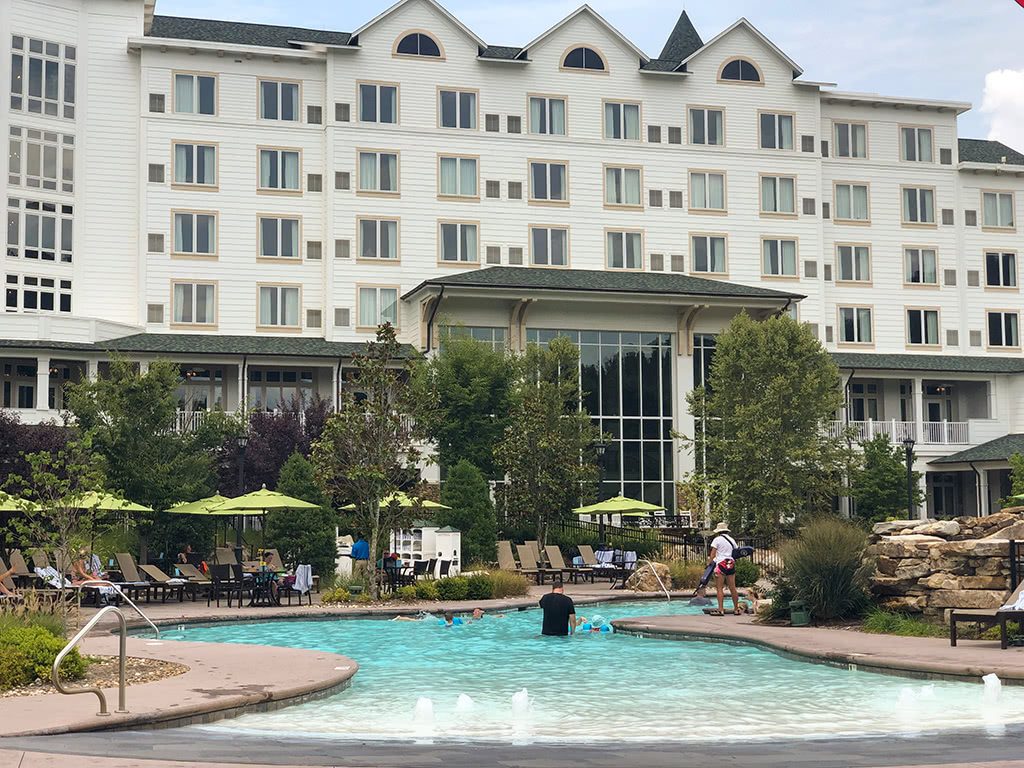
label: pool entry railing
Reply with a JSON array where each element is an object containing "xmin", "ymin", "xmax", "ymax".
[
  {"xmin": 76, "ymin": 579, "xmax": 161, "ymax": 637},
  {"xmin": 636, "ymin": 559, "xmax": 672, "ymax": 600},
  {"xmin": 52, "ymin": 605, "xmax": 129, "ymax": 716}
]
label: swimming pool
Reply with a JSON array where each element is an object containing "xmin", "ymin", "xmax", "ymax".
[{"xmin": 160, "ymin": 600, "xmax": 1024, "ymax": 743}]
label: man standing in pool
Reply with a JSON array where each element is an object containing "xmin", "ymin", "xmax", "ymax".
[{"xmin": 539, "ymin": 582, "xmax": 576, "ymax": 636}]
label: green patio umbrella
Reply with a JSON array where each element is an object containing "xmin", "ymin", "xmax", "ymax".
[
  {"xmin": 65, "ymin": 491, "xmax": 153, "ymax": 513},
  {"xmin": 166, "ymin": 493, "xmax": 234, "ymax": 516},
  {"xmin": 209, "ymin": 485, "xmax": 320, "ymax": 557},
  {"xmin": 0, "ymin": 494, "xmax": 41, "ymax": 513},
  {"xmin": 341, "ymin": 491, "xmax": 451, "ymax": 511},
  {"xmin": 573, "ymin": 495, "xmax": 665, "ymax": 543}
]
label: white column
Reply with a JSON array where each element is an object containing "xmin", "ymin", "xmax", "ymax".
[
  {"xmin": 979, "ymin": 470, "xmax": 991, "ymax": 517},
  {"xmin": 35, "ymin": 356, "xmax": 50, "ymax": 411},
  {"xmin": 916, "ymin": 471, "xmax": 928, "ymax": 520},
  {"xmin": 237, "ymin": 360, "xmax": 245, "ymax": 412},
  {"xmin": 913, "ymin": 377, "xmax": 924, "ymax": 443},
  {"xmin": 331, "ymin": 364, "xmax": 340, "ymax": 411},
  {"xmin": 86, "ymin": 359, "xmax": 99, "ymax": 380},
  {"xmin": 138, "ymin": 360, "xmax": 149, "ymax": 374}
]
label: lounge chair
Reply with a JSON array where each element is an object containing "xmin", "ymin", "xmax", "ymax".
[
  {"xmin": 9, "ymin": 550, "xmax": 41, "ymax": 589},
  {"xmin": 0, "ymin": 557, "xmax": 23, "ymax": 602},
  {"xmin": 577, "ymin": 545, "xmax": 599, "ymax": 567},
  {"xmin": 497, "ymin": 541, "xmax": 541, "ymax": 583},
  {"xmin": 215, "ymin": 547, "xmax": 238, "ymax": 566},
  {"xmin": 545, "ymin": 545, "xmax": 595, "ymax": 584},
  {"xmin": 138, "ymin": 564, "xmax": 190, "ymax": 602},
  {"xmin": 524, "ymin": 540, "xmax": 545, "ymax": 569},
  {"xmin": 516, "ymin": 544, "xmax": 558, "ymax": 585},
  {"xmin": 950, "ymin": 581, "xmax": 1024, "ymax": 649},
  {"xmin": 176, "ymin": 562, "xmax": 210, "ymax": 583},
  {"xmin": 114, "ymin": 553, "xmax": 157, "ymax": 602}
]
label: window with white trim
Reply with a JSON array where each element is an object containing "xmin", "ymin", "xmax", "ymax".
[
  {"xmin": 986, "ymin": 251, "xmax": 1017, "ymax": 287},
  {"xmin": 358, "ymin": 151, "xmax": 398, "ymax": 193},
  {"xmin": 760, "ymin": 176, "xmax": 795, "ymax": 214},
  {"xmin": 689, "ymin": 171, "xmax": 725, "ymax": 211},
  {"xmin": 839, "ymin": 307, "xmax": 872, "ymax": 343},
  {"xmin": 720, "ymin": 59, "xmax": 759, "ymax": 82},
  {"xmin": 10, "ymin": 36, "xmax": 75, "ymax": 118},
  {"xmin": 988, "ymin": 311, "xmax": 1020, "ymax": 347},
  {"xmin": 900, "ymin": 127, "xmax": 933, "ymax": 162},
  {"xmin": 259, "ymin": 216, "xmax": 299, "ymax": 259},
  {"xmin": 439, "ymin": 222, "xmax": 478, "ymax": 262},
  {"xmin": 834, "ymin": 183, "xmax": 869, "ymax": 221},
  {"xmin": 983, "ymin": 192, "xmax": 1015, "ymax": 228},
  {"xmin": 259, "ymin": 149, "xmax": 300, "ymax": 191},
  {"xmin": 762, "ymin": 239, "xmax": 797, "ymax": 276},
  {"xmin": 605, "ymin": 166, "xmax": 641, "ymax": 206},
  {"xmin": 172, "ymin": 212, "xmax": 216, "ymax": 256},
  {"xmin": 903, "ymin": 187, "xmax": 935, "ymax": 224},
  {"xmin": 689, "ymin": 108, "xmax": 723, "ymax": 146},
  {"xmin": 439, "ymin": 156, "xmax": 477, "ymax": 197},
  {"xmin": 837, "ymin": 245, "xmax": 870, "ymax": 282},
  {"xmin": 8, "ymin": 127, "xmax": 74, "ymax": 193},
  {"xmin": 691, "ymin": 235, "xmax": 726, "ymax": 273},
  {"xmin": 604, "ymin": 101, "xmax": 640, "ymax": 140},
  {"xmin": 905, "ymin": 247, "xmax": 937, "ymax": 284},
  {"xmin": 563, "ymin": 47, "xmax": 604, "ymax": 71},
  {"xmin": 759, "ymin": 112, "xmax": 793, "ymax": 150},
  {"xmin": 358, "ymin": 218, "xmax": 398, "ymax": 260},
  {"xmin": 606, "ymin": 231, "xmax": 642, "ymax": 269},
  {"xmin": 439, "ymin": 89, "xmax": 476, "ymax": 129},
  {"xmin": 529, "ymin": 161, "xmax": 567, "ymax": 202},
  {"xmin": 4, "ymin": 273, "xmax": 71, "ymax": 313},
  {"xmin": 359, "ymin": 83, "xmax": 397, "ymax": 124},
  {"xmin": 172, "ymin": 282, "xmax": 215, "ymax": 325},
  {"xmin": 173, "ymin": 142, "xmax": 216, "ymax": 186},
  {"xmin": 834, "ymin": 122, "xmax": 866, "ymax": 158},
  {"xmin": 358, "ymin": 286, "xmax": 398, "ymax": 328},
  {"xmin": 529, "ymin": 96, "xmax": 565, "ymax": 135},
  {"xmin": 259, "ymin": 80, "xmax": 299, "ymax": 121},
  {"xmin": 396, "ymin": 33, "xmax": 440, "ymax": 57},
  {"xmin": 6, "ymin": 198, "xmax": 72, "ymax": 262},
  {"xmin": 174, "ymin": 73, "xmax": 215, "ymax": 115},
  {"xmin": 907, "ymin": 309, "xmax": 939, "ymax": 345},
  {"xmin": 258, "ymin": 285, "xmax": 300, "ymax": 327},
  {"xmin": 530, "ymin": 226, "xmax": 568, "ymax": 266}
]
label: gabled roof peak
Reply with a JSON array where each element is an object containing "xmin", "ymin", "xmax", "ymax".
[
  {"xmin": 520, "ymin": 4, "xmax": 649, "ymax": 64},
  {"xmin": 657, "ymin": 9, "xmax": 702, "ymax": 64},
  {"xmin": 351, "ymin": 0, "xmax": 485, "ymax": 48},
  {"xmin": 679, "ymin": 16, "xmax": 801, "ymax": 77}
]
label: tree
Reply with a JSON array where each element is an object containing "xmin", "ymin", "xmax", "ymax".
[
  {"xmin": 689, "ymin": 312, "xmax": 850, "ymax": 534},
  {"xmin": 311, "ymin": 324, "xmax": 427, "ymax": 599},
  {"xmin": 265, "ymin": 452, "xmax": 337, "ymax": 577},
  {"xmin": 1000, "ymin": 453, "xmax": 1024, "ymax": 509},
  {"xmin": 494, "ymin": 337, "xmax": 602, "ymax": 546},
  {"xmin": 850, "ymin": 435, "xmax": 923, "ymax": 523},
  {"xmin": 437, "ymin": 460, "xmax": 498, "ymax": 565},
  {"xmin": 411, "ymin": 334, "xmax": 513, "ymax": 478}
]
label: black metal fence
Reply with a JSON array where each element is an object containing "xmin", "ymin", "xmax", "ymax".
[{"xmin": 1010, "ymin": 540, "xmax": 1023, "ymax": 590}]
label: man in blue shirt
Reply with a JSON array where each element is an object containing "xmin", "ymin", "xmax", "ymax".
[{"xmin": 351, "ymin": 535, "xmax": 369, "ymax": 576}]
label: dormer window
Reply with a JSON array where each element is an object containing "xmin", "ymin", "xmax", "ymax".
[
  {"xmin": 395, "ymin": 32, "xmax": 442, "ymax": 58},
  {"xmin": 563, "ymin": 46, "xmax": 605, "ymax": 71},
  {"xmin": 720, "ymin": 58, "xmax": 760, "ymax": 83}
]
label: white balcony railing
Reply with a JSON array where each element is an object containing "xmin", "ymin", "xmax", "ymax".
[
  {"xmin": 828, "ymin": 419, "xmax": 970, "ymax": 445},
  {"xmin": 173, "ymin": 410, "xmax": 210, "ymax": 432},
  {"xmin": 922, "ymin": 421, "xmax": 970, "ymax": 445}
]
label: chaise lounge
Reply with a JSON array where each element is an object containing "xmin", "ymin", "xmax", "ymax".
[{"xmin": 950, "ymin": 581, "xmax": 1024, "ymax": 649}]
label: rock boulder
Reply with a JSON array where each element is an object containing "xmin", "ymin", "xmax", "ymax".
[{"xmin": 626, "ymin": 562, "xmax": 672, "ymax": 593}]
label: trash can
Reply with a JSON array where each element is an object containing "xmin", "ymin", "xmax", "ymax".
[{"xmin": 789, "ymin": 600, "xmax": 810, "ymax": 627}]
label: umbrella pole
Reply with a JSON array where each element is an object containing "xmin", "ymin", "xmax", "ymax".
[
  {"xmin": 599, "ymin": 514, "xmax": 606, "ymax": 548},
  {"xmin": 235, "ymin": 514, "xmax": 244, "ymax": 563}
]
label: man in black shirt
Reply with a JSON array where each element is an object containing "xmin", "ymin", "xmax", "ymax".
[{"xmin": 539, "ymin": 582, "xmax": 576, "ymax": 636}]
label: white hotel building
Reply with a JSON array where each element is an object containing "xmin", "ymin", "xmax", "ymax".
[{"xmin": 2, "ymin": 0, "xmax": 1024, "ymax": 518}]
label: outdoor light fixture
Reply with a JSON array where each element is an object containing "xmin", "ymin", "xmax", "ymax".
[
  {"xmin": 902, "ymin": 436, "xmax": 916, "ymax": 520},
  {"xmin": 592, "ymin": 439, "xmax": 610, "ymax": 544},
  {"xmin": 237, "ymin": 433, "xmax": 249, "ymax": 449}
]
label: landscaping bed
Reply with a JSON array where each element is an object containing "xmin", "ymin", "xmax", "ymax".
[{"xmin": 1, "ymin": 655, "xmax": 189, "ymax": 699}]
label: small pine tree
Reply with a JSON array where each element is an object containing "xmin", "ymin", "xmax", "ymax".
[
  {"xmin": 851, "ymin": 434, "xmax": 922, "ymax": 523},
  {"xmin": 437, "ymin": 460, "xmax": 498, "ymax": 565},
  {"xmin": 266, "ymin": 452, "xmax": 337, "ymax": 577}
]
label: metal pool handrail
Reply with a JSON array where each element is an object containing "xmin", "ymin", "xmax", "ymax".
[
  {"xmin": 76, "ymin": 579, "xmax": 160, "ymax": 637},
  {"xmin": 636, "ymin": 559, "xmax": 671, "ymax": 600},
  {"xmin": 52, "ymin": 605, "xmax": 128, "ymax": 716}
]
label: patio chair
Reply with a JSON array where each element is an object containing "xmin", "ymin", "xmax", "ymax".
[
  {"xmin": 545, "ymin": 545, "xmax": 595, "ymax": 584},
  {"xmin": 9, "ymin": 550, "xmax": 42, "ymax": 589},
  {"xmin": 114, "ymin": 552, "xmax": 156, "ymax": 602},
  {"xmin": 437, "ymin": 560, "xmax": 452, "ymax": 578},
  {"xmin": 950, "ymin": 580, "xmax": 1024, "ymax": 649},
  {"xmin": 138, "ymin": 564, "xmax": 190, "ymax": 602},
  {"xmin": 208, "ymin": 563, "xmax": 247, "ymax": 608},
  {"xmin": 412, "ymin": 560, "xmax": 430, "ymax": 580},
  {"xmin": 215, "ymin": 547, "xmax": 238, "ymax": 566},
  {"xmin": 516, "ymin": 544, "xmax": 558, "ymax": 585},
  {"xmin": 281, "ymin": 564, "xmax": 313, "ymax": 606},
  {"xmin": 497, "ymin": 541, "xmax": 540, "ymax": 583},
  {"xmin": 577, "ymin": 545, "xmax": 599, "ymax": 567},
  {"xmin": 524, "ymin": 541, "xmax": 545, "ymax": 569},
  {"xmin": 423, "ymin": 557, "xmax": 438, "ymax": 579}
]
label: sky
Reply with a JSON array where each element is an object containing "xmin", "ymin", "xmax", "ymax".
[{"xmin": 154, "ymin": 0, "xmax": 1024, "ymax": 149}]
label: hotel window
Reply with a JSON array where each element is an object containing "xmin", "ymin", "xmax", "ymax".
[
  {"xmin": 900, "ymin": 127, "xmax": 933, "ymax": 162},
  {"xmin": 358, "ymin": 151, "xmax": 398, "ymax": 193},
  {"xmin": 902, "ymin": 187, "xmax": 935, "ymax": 224},
  {"xmin": 988, "ymin": 311, "xmax": 1020, "ymax": 347},
  {"xmin": 439, "ymin": 89, "xmax": 477, "ymax": 129},
  {"xmin": 4, "ymin": 273, "xmax": 71, "ymax": 313},
  {"xmin": 720, "ymin": 58, "xmax": 759, "ymax": 82},
  {"xmin": 439, "ymin": 222, "xmax": 478, "ymax": 263},
  {"xmin": 439, "ymin": 156, "xmax": 477, "ymax": 197},
  {"xmin": 172, "ymin": 282, "xmax": 215, "ymax": 325},
  {"xmin": 837, "ymin": 245, "xmax": 870, "ymax": 282},
  {"xmin": 174, "ymin": 73, "xmax": 215, "ymax": 115},
  {"xmin": 834, "ymin": 122, "xmax": 867, "ymax": 158},
  {"xmin": 562, "ymin": 46, "xmax": 605, "ymax": 71},
  {"xmin": 173, "ymin": 142, "xmax": 216, "ymax": 186},
  {"xmin": 905, "ymin": 248, "xmax": 938, "ymax": 284},
  {"xmin": 10, "ymin": 36, "xmax": 75, "ymax": 118},
  {"xmin": 759, "ymin": 112, "xmax": 793, "ymax": 150},
  {"xmin": 983, "ymin": 192, "xmax": 1015, "ymax": 229},
  {"xmin": 693, "ymin": 333, "xmax": 717, "ymax": 390},
  {"xmin": 689, "ymin": 172, "xmax": 725, "ymax": 211},
  {"xmin": 529, "ymin": 96, "xmax": 566, "ymax": 135},
  {"xmin": 986, "ymin": 251, "xmax": 1017, "ymax": 288},
  {"xmin": 762, "ymin": 239, "xmax": 797, "ymax": 276},
  {"xmin": 258, "ymin": 149, "xmax": 300, "ymax": 191},
  {"xmin": 358, "ymin": 83, "xmax": 397, "ymax": 124},
  {"xmin": 834, "ymin": 183, "xmax": 869, "ymax": 221},
  {"xmin": 605, "ymin": 166, "xmax": 641, "ymax": 207},
  {"xmin": 396, "ymin": 32, "xmax": 441, "ymax": 57},
  {"xmin": 760, "ymin": 176, "xmax": 795, "ymax": 214},
  {"xmin": 839, "ymin": 307, "xmax": 872, "ymax": 344},
  {"xmin": 259, "ymin": 80, "xmax": 299, "ymax": 121},
  {"xmin": 172, "ymin": 212, "xmax": 216, "ymax": 256},
  {"xmin": 7, "ymin": 198, "xmax": 73, "ymax": 262},
  {"xmin": 689, "ymin": 108, "xmax": 723, "ymax": 146},
  {"xmin": 441, "ymin": 326, "xmax": 507, "ymax": 351},
  {"xmin": 259, "ymin": 216, "xmax": 299, "ymax": 259},
  {"xmin": 358, "ymin": 218, "xmax": 398, "ymax": 260},
  {"xmin": 258, "ymin": 285, "xmax": 300, "ymax": 328},
  {"xmin": 604, "ymin": 101, "xmax": 640, "ymax": 140},
  {"xmin": 907, "ymin": 309, "xmax": 939, "ymax": 345},
  {"xmin": 606, "ymin": 231, "xmax": 642, "ymax": 270},
  {"xmin": 8, "ymin": 127, "xmax": 74, "ymax": 193},
  {"xmin": 529, "ymin": 161, "xmax": 567, "ymax": 202},
  {"xmin": 358, "ymin": 286, "xmax": 398, "ymax": 328},
  {"xmin": 530, "ymin": 226, "xmax": 568, "ymax": 266},
  {"xmin": 691, "ymin": 235, "xmax": 726, "ymax": 274}
]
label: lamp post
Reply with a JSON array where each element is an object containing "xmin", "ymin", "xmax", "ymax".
[
  {"xmin": 902, "ymin": 436, "xmax": 916, "ymax": 520},
  {"xmin": 593, "ymin": 440, "xmax": 609, "ymax": 545},
  {"xmin": 235, "ymin": 433, "xmax": 249, "ymax": 558}
]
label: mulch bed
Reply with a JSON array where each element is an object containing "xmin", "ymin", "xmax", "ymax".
[{"xmin": 1, "ymin": 655, "xmax": 189, "ymax": 698}]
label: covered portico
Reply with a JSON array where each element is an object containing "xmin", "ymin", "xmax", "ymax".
[{"xmin": 928, "ymin": 434, "xmax": 1024, "ymax": 518}]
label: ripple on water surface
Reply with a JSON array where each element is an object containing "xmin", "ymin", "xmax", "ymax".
[{"xmin": 159, "ymin": 600, "xmax": 1024, "ymax": 743}]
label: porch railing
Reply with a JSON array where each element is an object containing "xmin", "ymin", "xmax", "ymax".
[
  {"xmin": 922, "ymin": 421, "xmax": 970, "ymax": 445},
  {"xmin": 828, "ymin": 419, "xmax": 917, "ymax": 442},
  {"xmin": 173, "ymin": 410, "xmax": 209, "ymax": 432}
]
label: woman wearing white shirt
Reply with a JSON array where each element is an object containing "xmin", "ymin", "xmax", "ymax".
[{"xmin": 707, "ymin": 522, "xmax": 741, "ymax": 616}]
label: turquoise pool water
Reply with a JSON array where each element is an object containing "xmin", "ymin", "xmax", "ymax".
[{"xmin": 160, "ymin": 600, "xmax": 1024, "ymax": 743}]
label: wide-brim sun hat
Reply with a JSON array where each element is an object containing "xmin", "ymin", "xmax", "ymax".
[{"xmin": 713, "ymin": 522, "xmax": 731, "ymax": 533}]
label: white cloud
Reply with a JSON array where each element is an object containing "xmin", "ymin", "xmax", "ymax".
[{"xmin": 981, "ymin": 69, "xmax": 1024, "ymax": 150}]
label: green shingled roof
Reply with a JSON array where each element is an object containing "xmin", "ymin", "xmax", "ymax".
[
  {"xmin": 149, "ymin": 16, "xmax": 352, "ymax": 48},
  {"xmin": 959, "ymin": 138, "xmax": 1024, "ymax": 167},
  {"xmin": 931, "ymin": 434, "xmax": 1024, "ymax": 465},
  {"xmin": 0, "ymin": 338, "xmax": 98, "ymax": 352},
  {"xmin": 404, "ymin": 266, "xmax": 801, "ymax": 301},
  {"xmin": 657, "ymin": 10, "xmax": 703, "ymax": 65},
  {"xmin": 479, "ymin": 45, "xmax": 523, "ymax": 60},
  {"xmin": 831, "ymin": 352, "xmax": 1024, "ymax": 374}
]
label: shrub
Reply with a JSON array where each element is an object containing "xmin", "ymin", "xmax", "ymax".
[
  {"xmin": 667, "ymin": 560, "xmax": 705, "ymax": 589},
  {"xmin": 0, "ymin": 594, "xmax": 67, "ymax": 638},
  {"xmin": 415, "ymin": 581, "xmax": 440, "ymax": 601},
  {"xmin": 435, "ymin": 576, "xmax": 470, "ymax": 601},
  {"xmin": 0, "ymin": 626, "xmax": 87, "ymax": 689},
  {"xmin": 266, "ymin": 452, "xmax": 337, "ymax": 577},
  {"xmin": 465, "ymin": 573, "xmax": 494, "ymax": 600},
  {"xmin": 734, "ymin": 558, "xmax": 760, "ymax": 588},
  {"xmin": 487, "ymin": 570, "xmax": 530, "ymax": 598},
  {"xmin": 321, "ymin": 587, "xmax": 350, "ymax": 604},
  {"xmin": 353, "ymin": 592, "xmax": 374, "ymax": 604},
  {"xmin": 862, "ymin": 609, "xmax": 946, "ymax": 638},
  {"xmin": 778, "ymin": 517, "xmax": 870, "ymax": 621},
  {"xmin": 437, "ymin": 460, "xmax": 499, "ymax": 565},
  {"xmin": 395, "ymin": 585, "xmax": 418, "ymax": 602}
]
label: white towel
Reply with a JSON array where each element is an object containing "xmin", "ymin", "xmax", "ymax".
[
  {"xmin": 35, "ymin": 566, "xmax": 70, "ymax": 588},
  {"xmin": 1000, "ymin": 590, "xmax": 1024, "ymax": 611},
  {"xmin": 294, "ymin": 564, "xmax": 312, "ymax": 594}
]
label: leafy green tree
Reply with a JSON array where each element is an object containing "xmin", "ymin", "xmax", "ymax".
[
  {"xmin": 999, "ymin": 453, "xmax": 1024, "ymax": 509},
  {"xmin": 494, "ymin": 337, "xmax": 602, "ymax": 546},
  {"xmin": 312, "ymin": 324, "xmax": 428, "ymax": 599},
  {"xmin": 689, "ymin": 312, "xmax": 850, "ymax": 534},
  {"xmin": 411, "ymin": 333, "xmax": 513, "ymax": 478},
  {"xmin": 437, "ymin": 460, "xmax": 498, "ymax": 565},
  {"xmin": 851, "ymin": 434, "xmax": 923, "ymax": 523},
  {"xmin": 266, "ymin": 452, "xmax": 337, "ymax": 576}
]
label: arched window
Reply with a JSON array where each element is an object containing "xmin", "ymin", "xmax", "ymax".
[
  {"xmin": 720, "ymin": 58, "xmax": 760, "ymax": 82},
  {"xmin": 563, "ymin": 46, "xmax": 605, "ymax": 71},
  {"xmin": 395, "ymin": 32, "xmax": 441, "ymax": 57}
]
